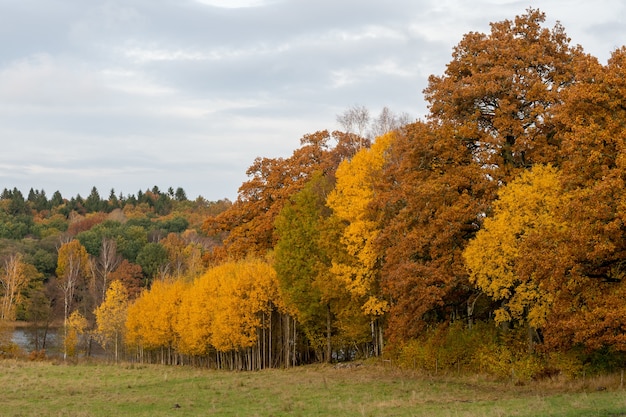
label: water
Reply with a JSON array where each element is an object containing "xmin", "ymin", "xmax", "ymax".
[
  {"xmin": 8, "ymin": 327, "xmax": 106, "ymax": 358},
  {"xmin": 10, "ymin": 327, "xmax": 60, "ymax": 354}
]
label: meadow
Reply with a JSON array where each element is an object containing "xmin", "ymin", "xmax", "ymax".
[{"xmin": 1, "ymin": 360, "xmax": 626, "ymax": 417}]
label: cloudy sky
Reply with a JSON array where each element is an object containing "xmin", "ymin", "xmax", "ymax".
[{"xmin": 1, "ymin": 0, "xmax": 623, "ymax": 201}]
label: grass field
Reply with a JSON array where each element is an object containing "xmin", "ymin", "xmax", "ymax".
[{"xmin": 2, "ymin": 360, "xmax": 626, "ymax": 417}]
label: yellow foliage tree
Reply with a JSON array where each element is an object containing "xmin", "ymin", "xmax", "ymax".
[
  {"xmin": 0, "ymin": 254, "xmax": 39, "ymax": 321},
  {"xmin": 94, "ymin": 280, "xmax": 129, "ymax": 362},
  {"xmin": 326, "ymin": 132, "xmax": 395, "ymax": 355},
  {"xmin": 125, "ymin": 279, "xmax": 187, "ymax": 364},
  {"xmin": 463, "ymin": 164, "xmax": 568, "ymax": 328},
  {"xmin": 178, "ymin": 257, "xmax": 282, "ymax": 354},
  {"xmin": 65, "ymin": 310, "xmax": 88, "ymax": 359},
  {"xmin": 327, "ymin": 132, "xmax": 394, "ymax": 315}
]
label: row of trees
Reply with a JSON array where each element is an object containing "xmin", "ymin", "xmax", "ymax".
[
  {"xmin": 0, "ymin": 185, "xmax": 232, "ymax": 354},
  {"xmin": 4, "ymin": 9, "xmax": 626, "ymax": 377},
  {"xmin": 2, "ymin": 185, "xmax": 191, "ymax": 213},
  {"xmin": 127, "ymin": 8, "xmax": 623, "ymax": 373}
]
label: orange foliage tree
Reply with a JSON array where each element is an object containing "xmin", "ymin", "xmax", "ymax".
[
  {"xmin": 373, "ymin": 122, "xmax": 489, "ymax": 343},
  {"xmin": 540, "ymin": 47, "xmax": 626, "ymax": 352},
  {"xmin": 424, "ymin": 8, "xmax": 582, "ymax": 185},
  {"xmin": 203, "ymin": 131, "xmax": 364, "ymax": 261}
]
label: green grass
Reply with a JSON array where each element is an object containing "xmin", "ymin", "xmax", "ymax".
[{"xmin": 2, "ymin": 360, "xmax": 626, "ymax": 417}]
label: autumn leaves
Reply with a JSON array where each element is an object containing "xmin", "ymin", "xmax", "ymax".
[{"xmin": 53, "ymin": 7, "xmax": 626, "ymax": 368}]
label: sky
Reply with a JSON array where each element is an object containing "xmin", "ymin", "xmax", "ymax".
[{"xmin": 0, "ymin": 0, "xmax": 624, "ymax": 202}]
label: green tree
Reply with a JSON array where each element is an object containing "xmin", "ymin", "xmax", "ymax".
[
  {"xmin": 274, "ymin": 173, "xmax": 354, "ymax": 362},
  {"xmin": 136, "ymin": 243, "xmax": 169, "ymax": 282}
]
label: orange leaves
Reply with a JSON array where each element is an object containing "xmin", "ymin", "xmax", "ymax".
[
  {"xmin": 202, "ymin": 130, "xmax": 362, "ymax": 261},
  {"xmin": 372, "ymin": 121, "xmax": 489, "ymax": 341},
  {"xmin": 425, "ymin": 8, "xmax": 581, "ymax": 184}
]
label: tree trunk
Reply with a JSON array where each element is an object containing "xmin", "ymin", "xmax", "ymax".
[{"xmin": 326, "ymin": 303, "xmax": 332, "ymax": 363}]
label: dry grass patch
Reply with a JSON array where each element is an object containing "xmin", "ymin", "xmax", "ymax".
[{"xmin": 1, "ymin": 360, "xmax": 626, "ymax": 416}]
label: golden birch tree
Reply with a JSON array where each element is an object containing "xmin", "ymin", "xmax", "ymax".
[
  {"xmin": 94, "ymin": 280, "xmax": 129, "ymax": 362},
  {"xmin": 56, "ymin": 240, "xmax": 89, "ymax": 360},
  {"xmin": 0, "ymin": 254, "xmax": 37, "ymax": 321}
]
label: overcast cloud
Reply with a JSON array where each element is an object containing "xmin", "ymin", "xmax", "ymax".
[{"xmin": 0, "ymin": 0, "xmax": 623, "ymax": 201}]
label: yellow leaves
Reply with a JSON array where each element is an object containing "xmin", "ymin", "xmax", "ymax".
[
  {"xmin": 182, "ymin": 258, "xmax": 281, "ymax": 353},
  {"xmin": 56, "ymin": 240, "xmax": 89, "ymax": 280},
  {"xmin": 0, "ymin": 253, "xmax": 37, "ymax": 321},
  {"xmin": 126, "ymin": 257, "xmax": 284, "ymax": 356},
  {"xmin": 65, "ymin": 310, "xmax": 88, "ymax": 358},
  {"xmin": 94, "ymin": 280, "xmax": 129, "ymax": 356},
  {"xmin": 125, "ymin": 279, "xmax": 187, "ymax": 351},
  {"xmin": 361, "ymin": 296, "xmax": 389, "ymax": 317},
  {"xmin": 327, "ymin": 133, "xmax": 395, "ymax": 318},
  {"xmin": 464, "ymin": 164, "xmax": 566, "ymax": 327}
]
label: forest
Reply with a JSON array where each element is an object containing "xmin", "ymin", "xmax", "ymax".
[{"xmin": 2, "ymin": 8, "xmax": 626, "ymax": 380}]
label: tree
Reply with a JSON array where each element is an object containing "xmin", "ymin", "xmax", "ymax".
[
  {"xmin": 326, "ymin": 132, "xmax": 396, "ymax": 355},
  {"xmin": 540, "ymin": 46, "xmax": 626, "ymax": 352},
  {"xmin": 94, "ymin": 280, "xmax": 129, "ymax": 362},
  {"xmin": 203, "ymin": 130, "xmax": 363, "ymax": 260},
  {"xmin": 56, "ymin": 240, "xmax": 89, "ymax": 360},
  {"xmin": 109, "ymin": 260, "xmax": 144, "ymax": 300},
  {"xmin": 369, "ymin": 107, "xmax": 411, "ymax": 139},
  {"xmin": 463, "ymin": 165, "xmax": 567, "ymax": 330},
  {"xmin": 337, "ymin": 104, "xmax": 370, "ymax": 146},
  {"xmin": 85, "ymin": 186, "xmax": 104, "ymax": 213},
  {"xmin": 424, "ymin": 8, "xmax": 582, "ymax": 184},
  {"xmin": 65, "ymin": 310, "xmax": 88, "ymax": 358},
  {"xmin": 50, "ymin": 191, "xmax": 64, "ymax": 208},
  {"xmin": 274, "ymin": 173, "xmax": 357, "ymax": 362},
  {"xmin": 0, "ymin": 254, "xmax": 38, "ymax": 321},
  {"xmin": 372, "ymin": 122, "xmax": 489, "ymax": 343},
  {"xmin": 136, "ymin": 242, "xmax": 169, "ymax": 282},
  {"xmin": 90, "ymin": 238, "xmax": 122, "ymax": 305},
  {"xmin": 125, "ymin": 279, "xmax": 187, "ymax": 364},
  {"xmin": 175, "ymin": 187, "xmax": 188, "ymax": 202}
]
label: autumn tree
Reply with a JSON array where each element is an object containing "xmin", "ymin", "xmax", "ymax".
[
  {"xmin": 109, "ymin": 259, "xmax": 144, "ymax": 300},
  {"xmin": 424, "ymin": 8, "xmax": 582, "ymax": 184},
  {"xmin": 540, "ymin": 46, "xmax": 626, "ymax": 352},
  {"xmin": 203, "ymin": 130, "xmax": 364, "ymax": 260},
  {"xmin": 94, "ymin": 280, "xmax": 129, "ymax": 362},
  {"xmin": 65, "ymin": 310, "xmax": 88, "ymax": 358},
  {"xmin": 0, "ymin": 254, "xmax": 38, "ymax": 321},
  {"xmin": 56, "ymin": 240, "xmax": 90, "ymax": 359},
  {"xmin": 463, "ymin": 165, "xmax": 568, "ymax": 333},
  {"xmin": 125, "ymin": 279, "xmax": 187, "ymax": 364},
  {"xmin": 160, "ymin": 233, "xmax": 203, "ymax": 279},
  {"xmin": 326, "ymin": 132, "xmax": 396, "ymax": 355},
  {"xmin": 372, "ymin": 122, "xmax": 489, "ymax": 343}
]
